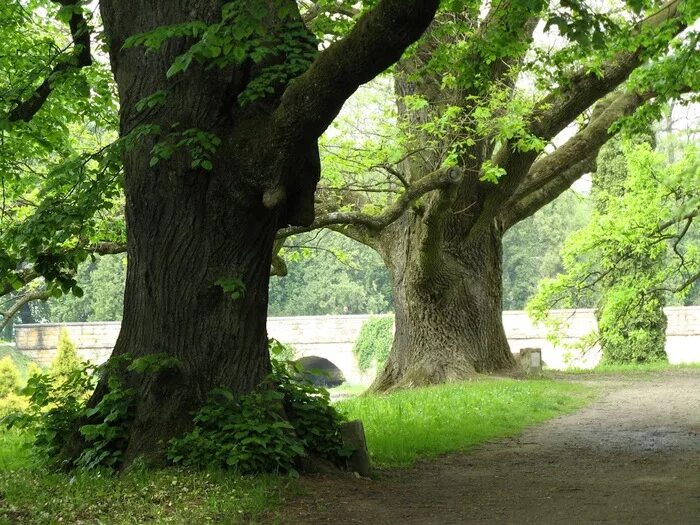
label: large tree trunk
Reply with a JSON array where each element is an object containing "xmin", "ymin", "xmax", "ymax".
[
  {"xmin": 112, "ymin": 147, "xmax": 278, "ymax": 463},
  {"xmin": 70, "ymin": 0, "xmax": 302, "ymax": 466},
  {"xmin": 371, "ymin": 216, "xmax": 516, "ymax": 392},
  {"xmin": 66, "ymin": 0, "xmax": 439, "ymax": 467}
]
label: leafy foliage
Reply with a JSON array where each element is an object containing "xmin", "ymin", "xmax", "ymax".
[
  {"xmin": 123, "ymin": 1, "xmax": 318, "ymax": 107},
  {"xmin": 0, "ymin": 357, "xmax": 20, "ymax": 398},
  {"xmin": 168, "ymin": 355, "xmax": 351, "ymax": 474},
  {"xmin": 270, "ymin": 231, "xmax": 393, "ymax": 316},
  {"xmin": 502, "ymin": 191, "xmax": 591, "ymax": 310},
  {"xmin": 3, "ymin": 354, "xmax": 177, "ymax": 470},
  {"xmin": 529, "ymin": 141, "xmax": 700, "ymax": 364},
  {"xmin": 353, "ymin": 316, "xmax": 394, "ymax": 372},
  {"xmin": 6, "ymin": 363, "xmax": 97, "ymax": 462},
  {"xmin": 51, "ymin": 329, "xmax": 81, "ymax": 378}
]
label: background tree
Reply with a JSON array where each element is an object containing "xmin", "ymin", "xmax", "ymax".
[
  {"xmin": 280, "ymin": 0, "xmax": 699, "ymax": 390},
  {"xmin": 502, "ymin": 190, "xmax": 591, "ymax": 310},
  {"xmin": 269, "ymin": 231, "xmax": 393, "ymax": 316},
  {"xmin": 529, "ymin": 141, "xmax": 699, "ymax": 363}
]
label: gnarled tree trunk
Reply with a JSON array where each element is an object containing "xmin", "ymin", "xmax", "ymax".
[{"xmin": 371, "ymin": 216, "xmax": 515, "ymax": 392}]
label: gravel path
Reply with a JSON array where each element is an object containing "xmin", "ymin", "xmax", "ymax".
[{"xmin": 278, "ymin": 369, "xmax": 700, "ymax": 524}]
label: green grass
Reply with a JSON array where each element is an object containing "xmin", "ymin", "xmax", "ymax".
[
  {"xmin": 338, "ymin": 378, "xmax": 592, "ymax": 467},
  {"xmin": 0, "ymin": 429, "xmax": 290, "ymax": 524},
  {"xmin": 328, "ymin": 383, "xmax": 367, "ymax": 398},
  {"xmin": 562, "ymin": 361, "xmax": 700, "ymax": 375},
  {"xmin": 0, "ymin": 377, "xmax": 593, "ymax": 522}
]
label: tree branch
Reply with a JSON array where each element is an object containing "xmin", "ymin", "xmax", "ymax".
[
  {"xmin": 276, "ymin": 166, "xmax": 463, "ymax": 238},
  {"xmin": 476, "ymin": 0, "xmax": 687, "ymax": 229},
  {"xmin": 0, "ymin": 289, "xmax": 50, "ymax": 332},
  {"xmin": 499, "ymin": 90, "xmax": 649, "ymax": 228},
  {"xmin": 7, "ymin": 0, "xmax": 92, "ymax": 123},
  {"xmin": 274, "ymin": 0, "xmax": 439, "ymax": 140},
  {"xmin": 0, "ymin": 242, "xmax": 126, "ymax": 298},
  {"xmin": 500, "ymin": 153, "xmax": 597, "ymax": 231}
]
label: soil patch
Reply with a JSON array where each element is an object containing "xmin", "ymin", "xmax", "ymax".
[{"xmin": 275, "ymin": 369, "xmax": 700, "ymax": 524}]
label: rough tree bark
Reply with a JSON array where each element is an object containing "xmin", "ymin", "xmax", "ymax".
[
  {"xmin": 372, "ymin": 218, "xmax": 513, "ymax": 390},
  {"xmin": 61, "ymin": 0, "xmax": 440, "ymax": 465}
]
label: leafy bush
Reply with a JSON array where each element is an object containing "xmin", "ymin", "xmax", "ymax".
[
  {"xmin": 5, "ymin": 355, "xmax": 140, "ymax": 470},
  {"xmin": 0, "ymin": 356, "xmax": 20, "ymax": 397},
  {"xmin": 597, "ymin": 289, "xmax": 668, "ymax": 364},
  {"xmin": 51, "ymin": 329, "xmax": 82, "ymax": 378},
  {"xmin": 353, "ymin": 316, "xmax": 394, "ymax": 372},
  {"xmin": 273, "ymin": 360, "xmax": 350, "ymax": 463},
  {"xmin": 6, "ymin": 363, "xmax": 97, "ymax": 461},
  {"xmin": 167, "ymin": 387, "xmax": 304, "ymax": 474},
  {"xmin": 0, "ymin": 344, "xmax": 41, "ymax": 384},
  {"xmin": 0, "ymin": 393, "xmax": 27, "ymax": 419},
  {"xmin": 75, "ymin": 372, "xmax": 136, "ymax": 470},
  {"xmin": 269, "ymin": 338, "xmax": 296, "ymax": 361},
  {"xmin": 168, "ymin": 358, "xmax": 352, "ymax": 474}
]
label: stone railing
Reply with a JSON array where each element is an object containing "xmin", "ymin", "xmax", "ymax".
[{"xmin": 13, "ymin": 307, "xmax": 700, "ymax": 369}]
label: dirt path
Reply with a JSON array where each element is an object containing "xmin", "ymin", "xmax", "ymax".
[{"xmin": 278, "ymin": 369, "xmax": 700, "ymax": 524}]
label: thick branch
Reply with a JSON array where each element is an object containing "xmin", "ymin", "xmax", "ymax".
[
  {"xmin": 528, "ymin": 0, "xmax": 684, "ymax": 142},
  {"xmin": 0, "ymin": 289, "xmax": 50, "ymax": 331},
  {"xmin": 0, "ymin": 242, "xmax": 126, "ymax": 298},
  {"xmin": 276, "ymin": 167, "xmax": 463, "ymax": 238},
  {"xmin": 501, "ymin": 153, "xmax": 597, "ymax": 230},
  {"xmin": 0, "ymin": 268, "xmax": 39, "ymax": 298},
  {"xmin": 274, "ymin": 0, "xmax": 439, "ymax": 140},
  {"xmin": 8, "ymin": 0, "xmax": 92, "ymax": 122},
  {"xmin": 500, "ymin": 90, "xmax": 648, "ymax": 228},
  {"xmin": 476, "ymin": 0, "xmax": 686, "ymax": 230},
  {"xmin": 302, "ymin": 1, "xmax": 359, "ymax": 24}
]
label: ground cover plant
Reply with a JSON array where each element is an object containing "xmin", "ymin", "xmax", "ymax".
[{"xmin": 0, "ymin": 429, "xmax": 288, "ymax": 525}]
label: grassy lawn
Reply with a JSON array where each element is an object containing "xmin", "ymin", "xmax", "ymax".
[
  {"xmin": 338, "ymin": 378, "xmax": 592, "ymax": 467},
  {"xmin": 560, "ymin": 362, "xmax": 700, "ymax": 375},
  {"xmin": 0, "ymin": 430, "xmax": 290, "ymax": 524},
  {"xmin": 0, "ymin": 377, "xmax": 593, "ymax": 523}
]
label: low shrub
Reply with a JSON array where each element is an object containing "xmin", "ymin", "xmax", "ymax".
[
  {"xmin": 51, "ymin": 329, "xmax": 82, "ymax": 378},
  {"xmin": 269, "ymin": 338, "xmax": 296, "ymax": 361},
  {"xmin": 353, "ymin": 316, "xmax": 394, "ymax": 372},
  {"xmin": 0, "ymin": 356, "xmax": 20, "ymax": 397},
  {"xmin": 0, "ymin": 393, "xmax": 27, "ymax": 419},
  {"xmin": 5, "ymin": 355, "xmax": 139, "ymax": 470},
  {"xmin": 6, "ymin": 363, "xmax": 97, "ymax": 462},
  {"xmin": 168, "ymin": 359, "xmax": 352, "ymax": 474}
]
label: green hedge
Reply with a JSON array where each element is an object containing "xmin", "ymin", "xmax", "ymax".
[{"xmin": 353, "ymin": 316, "xmax": 394, "ymax": 372}]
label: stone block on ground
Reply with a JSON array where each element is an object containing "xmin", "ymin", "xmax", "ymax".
[
  {"xmin": 340, "ymin": 419, "xmax": 371, "ymax": 477},
  {"xmin": 519, "ymin": 347, "xmax": 543, "ymax": 375}
]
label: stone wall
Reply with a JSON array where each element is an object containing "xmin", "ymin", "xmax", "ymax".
[{"xmin": 14, "ymin": 307, "xmax": 700, "ymax": 373}]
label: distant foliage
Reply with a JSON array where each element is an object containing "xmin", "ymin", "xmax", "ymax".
[
  {"xmin": 48, "ymin": 254, "xmax": 127, "ymax": 322},
  {"xmin": 530, "ymin": 142, "xmax": 699, "ymax": 364},
  {"xmin": 168, "ymin": 358, "xmax": 352, "ymax": 474},
  {"xmin": 353, "ymin": 316, "xmax": 394, "ymax": 372},
  {"xmin": 269, "ymin": 231, "xmax": 393, "ymax": 316},
  {"xmin": 0, "ymin": 393, "xmax": 27, "ymax": 419},
  {"xmin": 502, "ymin": 191, "xmax": 591, "ymax": 310},
  {"xmin": 51, "ymin": 329, "xmax": 82, "ymax": 378},
  {"xmin": 0, "ymin": 356, "xmax": 20, "ymax": 397}
]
